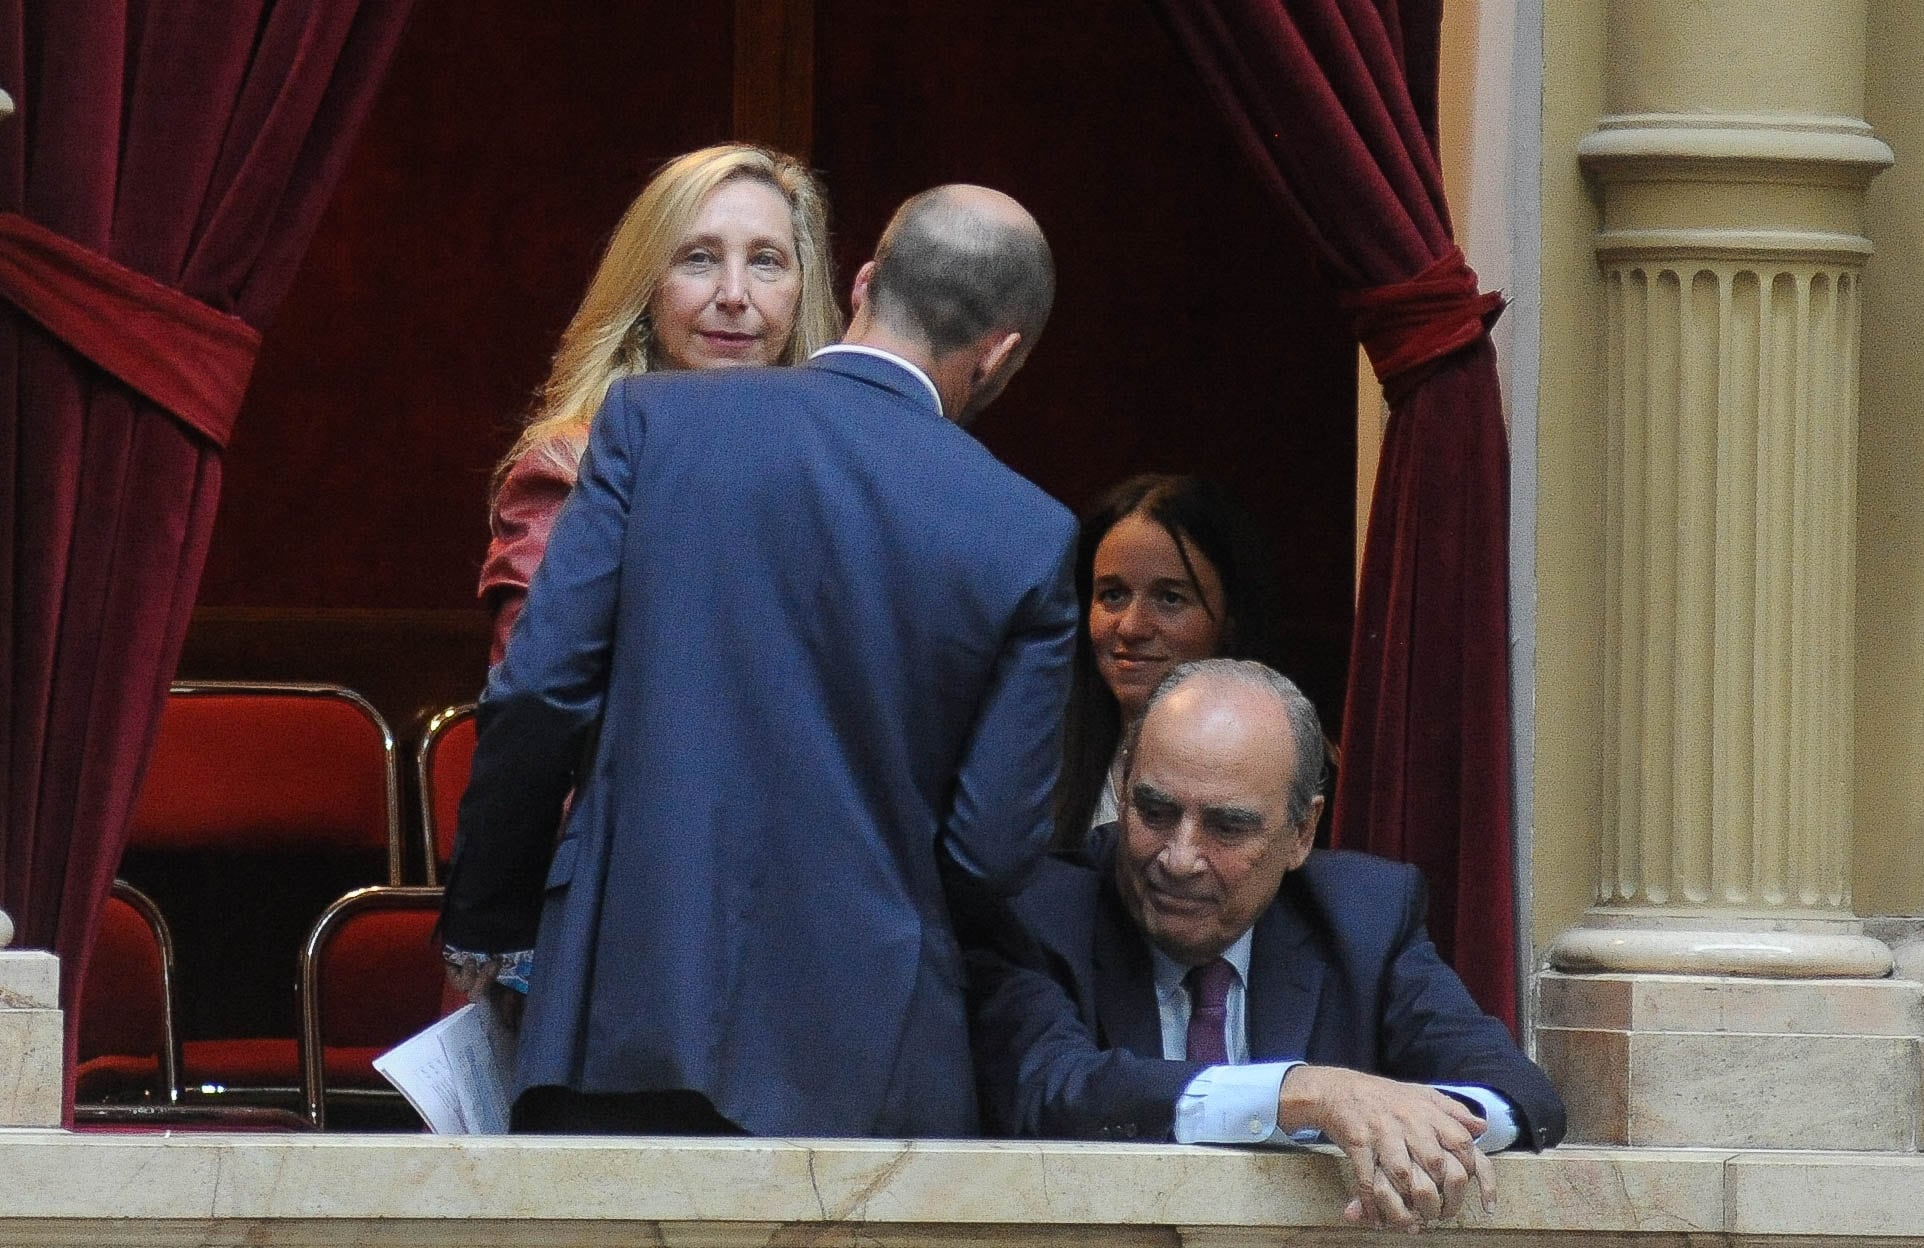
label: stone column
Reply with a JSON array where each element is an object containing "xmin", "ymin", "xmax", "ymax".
[{"xmin": 1538, "ymin": 0, "xmax": 1924, "ymax": 1150}]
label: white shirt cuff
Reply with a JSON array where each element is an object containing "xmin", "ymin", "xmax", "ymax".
[
  {"xmin": 1176, "ymin": 1067, "xmax": 1522, "ymax": 1152},
  {"xmin": 1434, "ymin": 1083, "xmax": 1520, "ymax": 1152},
  {"xmin": 1174, "ymin": 1061, "xmax": 1317, "ymax": 1145}
]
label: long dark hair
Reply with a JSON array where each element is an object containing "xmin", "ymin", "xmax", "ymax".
[{"xmin": 1055, "ymin": 474, "xmax": 1287, "ymax": 846}]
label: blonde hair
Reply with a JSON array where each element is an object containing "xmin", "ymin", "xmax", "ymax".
[{"xmin": 494, "ymin": 144, "xmax": 840, "ymax": 492}]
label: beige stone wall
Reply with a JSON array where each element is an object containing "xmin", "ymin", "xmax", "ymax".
[
  {"xmin": 1370, "ymin": 0, "xmax": 1921, "ymax": 952},
  {"xmin": 1530, "ymin": 3, "xmax": 1611, "ymax": 952},
  {"xmin": 1855, "ymin": 2, "xmax": 1924, "ymax": 917}
]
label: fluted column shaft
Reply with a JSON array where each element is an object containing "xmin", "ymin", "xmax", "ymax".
[{"xmin": 1550, "ymin": 0, "xmax": 1892, "ymax": 977}]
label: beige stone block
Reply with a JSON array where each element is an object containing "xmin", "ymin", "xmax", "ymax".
[
  {"xmin": 1642, "ymin": 976, "xmax": 1924, "ymax": 1036},
  {"xmin": 1629, "ymin": 1033, "xmax": 1918, "ymax": 1149},
  {"xmin": 1544, "ymin": 1024, "xmax": 1919, "ymax": 1148},
  {"xmin": 0, "ymin": 950, "xmax": 58, "ymax": 1010},
  {"xmin": 1539, "ymin": 971, "xmax": 1633, "ymax": 1030},
  {"xmin": 0, "ymin": 1006, "xmax": 61, "ymax": 1127},
  {"xmin": 1538, "ymin": 972, "xmax": 1924, "ymax": 1148},
  {"xmin": 1727, "ymin": 1151, "xmax": 1924, "ymax": 1238},
  {"xmin": 1538, "ymin": 971, "xmax": 1924, "ymax": 1036},
  {"xmin": 1537, "ymin": 1026, "xmax": 1630, "ymax": 1145}
]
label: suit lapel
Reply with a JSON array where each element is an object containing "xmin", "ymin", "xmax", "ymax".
[
  {"xmin": 1092, "ymin": 870, "xmax": 1166, "ymax": 1059},
  {"xmin": 1244, "ymin": 886, "xmax": 1325, "ymax": 1063}
]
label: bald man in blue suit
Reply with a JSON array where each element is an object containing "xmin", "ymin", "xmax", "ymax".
[{"xmin": 440, "ymin": 186, "xmax": 1078, "ymax": 1138}]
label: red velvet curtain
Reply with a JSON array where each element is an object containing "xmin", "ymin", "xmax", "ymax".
[
  {"xmin": 1150, "ymin": 0, "xmax": 1516, "ymax": 1027},
  {"xmin": 0, "ymin": 0, "xmax": 413, "ymax": 1111}
]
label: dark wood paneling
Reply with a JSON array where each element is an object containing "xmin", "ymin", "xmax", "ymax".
[
  {"xmin": 813, "ymin": 0, "xmax": 1357, "ymax": 723},
  {"xmin": 733, "ymin": 0, "xmax": 816, "ymax": 158},
  {"xmin": 201, "ymin": 1, "xmax": 735, "ymax": 612},
  {"xmin": 177, "ymin": 607, "xmax": 489, "ymax": 749},
  {"xmin": 202, "ymin": 2, "xmax": 1356, "ymax": 725}
]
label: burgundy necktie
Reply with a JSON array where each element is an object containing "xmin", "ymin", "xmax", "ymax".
[{"xmin": 1184, "ymin": 958, "xmax": 1236, "ymax": 1064}]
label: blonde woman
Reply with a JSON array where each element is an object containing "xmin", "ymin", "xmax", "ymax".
[{"xmin": 480, "ymin": 145, "xmax": 841, "ymax": 662}]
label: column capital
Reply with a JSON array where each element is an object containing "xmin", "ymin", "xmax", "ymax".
[
  {"xmin": 1580, "ymin": 114, "xmax": 1892, "ymax": 188},
  {"xmin": 1579, "ymin": 114, "xmax": 1891, "ymax": 266}
]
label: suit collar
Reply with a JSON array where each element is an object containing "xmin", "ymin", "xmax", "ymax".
[{"xmin": 808, "ymin": 345, "xmax": 944, "ymax": 416}]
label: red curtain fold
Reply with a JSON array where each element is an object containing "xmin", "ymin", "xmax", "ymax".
[
  {"xmin": 0, "ymin": 0, "xmax": 414, "ymax": 1116},
  {"xmin": 1150, "ymin": 0, "xmax": 1517, "ymax": 1027},
  {"xmin": 0, "ymin": 213, "xmax": 261, "ymax": 447},
  {"xmin": 1342, "ymin": 245, "xmax": 1504, "ymax": 403}
]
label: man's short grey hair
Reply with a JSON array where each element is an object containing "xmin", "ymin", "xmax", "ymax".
[
  {"xmin": 868, "ymin": 188, "xmax": 1055, "ymax": 353},
  {"xmin": 1121, "ymin": 658, "xmax": 1329, "ymax": 829}
]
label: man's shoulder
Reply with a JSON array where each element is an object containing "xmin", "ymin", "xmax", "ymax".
[
  {"xmin": 1295, "ymin": 848, "xmax": 1422, "ymax": 895},
  {"xmin": 1274, "ymin": 849, "xmax": 1425, "ymax": 947},
  {"xmin": 1006, "ymin": 849, "xmax": 1106, "ymax": 944},
  {"xmin": 609, "ymin": 364, "xmax": 804, "ymax": 407},
  {"xmin": 1015, "ymin": 848, "xmax": 1103, "ymax": 905}
]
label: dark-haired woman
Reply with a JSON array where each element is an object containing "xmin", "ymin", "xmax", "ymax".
[{"xmin": 1056, "ymin": 474, "xmax": 1290, "ymax": 843}]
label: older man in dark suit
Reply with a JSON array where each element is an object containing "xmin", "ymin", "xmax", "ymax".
[
  {"xmin": 440, "ymin": 185, "xmax": 1078, "ymax": 1138},
  {"xmin": 969, "ymin": 659, "xmax": 1565, "ymax": 1232}
]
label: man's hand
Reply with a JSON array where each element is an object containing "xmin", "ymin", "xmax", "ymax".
[
  {"xmin": 1278, "ymin": 1065, "xmax": 1495, "ymax": 1232},
  {"xmin": 442, "ymin": 955, "xmax": 525, "ymax": 1031}
]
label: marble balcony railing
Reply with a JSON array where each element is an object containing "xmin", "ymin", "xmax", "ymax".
[{"xmin": 0, "ymin": 1132, "xmax": 1922, "ymax": 1247}]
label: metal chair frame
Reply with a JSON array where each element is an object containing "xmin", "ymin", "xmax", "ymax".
[
  {"xmin": 414, "ymin": 701, "xmax": 476, "ymax": 887},
  {"xmin": 76, "ymin": 878, "xmax": 184, "ymax": 1110},
  {"xmin": 296, "ymin": 883, "xmax": 445, "ymax": 1129}
]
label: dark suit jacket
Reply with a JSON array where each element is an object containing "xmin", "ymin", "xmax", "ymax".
[
  {"xmin": 967, "ymin": 830, "xmax": 1566, "ymax": 1149},
  {"xmin": 441, "ymin": 350, "xmax": 1079, "ymax": 1137}
]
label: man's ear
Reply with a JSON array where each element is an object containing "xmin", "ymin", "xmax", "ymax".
[
  {"xmin": 850, "ymin": 260, "xmax": 876, "ymax": 316},
  {"xmin": 973, "ymin": 329, "xmax": 1023, "ymax": 384},
  {"xmin": 1283, "ymin": 796, "xmax": 1323, "ymax": 870}
]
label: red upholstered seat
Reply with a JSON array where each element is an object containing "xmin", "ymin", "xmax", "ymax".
[
  {"xmin": 74, "ymin": 881, "xmax": 178, "ymax": 1106},
  {"xmin": 298, "ymin": 886, "xmax": 446, "ymax": 1126},
  {"xmin": 416, "ymin": 703, "xmax": 476, "ymax": 883},
  {"xmin": 131, "ymin": 684, "xmax": 400, "ymax": 870},
  {"xmin": 122, "ymin": 683, "xmax": 402, "ymax": 1104}
]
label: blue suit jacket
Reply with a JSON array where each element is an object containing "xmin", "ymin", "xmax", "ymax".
[
  {"xmin": 966, "ymin": 830, "xmax": 1566, "ymax": 1148},
  {"xmin": 441, "ymin": 351, "xmax": 1079, "ymax": 1137}
]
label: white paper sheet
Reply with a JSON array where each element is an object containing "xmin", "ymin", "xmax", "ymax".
[{"xmin": 372, "ymin": 1003, "xmax": 518, "ymax": 1134}]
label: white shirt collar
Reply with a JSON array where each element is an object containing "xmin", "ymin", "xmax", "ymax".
[
  {"xmin": 811, "ymin": 344, "xmax": 943, "ymax": 416},
  {"xmin": 1149, "ymin": 926, "xmax": 1256, "ymax": 996}
]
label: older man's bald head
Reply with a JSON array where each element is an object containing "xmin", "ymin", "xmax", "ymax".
[{"xmin": 868, "ymin": 184, "xmax": 1055, "ymax": 352}]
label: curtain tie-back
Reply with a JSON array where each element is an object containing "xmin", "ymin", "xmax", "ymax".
[
  {"xmin": 0, "ymin": 212, "xmax": 261, "ymax": 448},
  {"xmin": 1342, "ymin": 245, "xmax": 1504, "ymax": 404}
]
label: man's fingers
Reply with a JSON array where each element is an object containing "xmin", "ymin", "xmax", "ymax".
[
  {"xmin": 1343, "ymin": 1141, "xmax": 1379, "ymax": 1204},
  {"xmin": 1471, "ymin": 1142, "xmax": 1499, "ymax": 1214},
  {"xmin": 445, "ymin": 960, "xmax": 495, "ymax": 999},
  {"xmin": 1452, "ymin": 1106, "xmax": 1488, "ymax": 1136},
  {"xmin": 1387, "ymin": 1138, "xmax": 1443, "ymax": 1224},
  {"xmin": 1433, "ymin": 1089, "xmax": 1487, "ymax": 1135},
  {"xmin": 487, "ymin": 983, "xmax": 526, "ymax": 1030},
  {"xmin": 1427, "ymin": 1143, "xmax": 1470, "ymax": 1222},
  {"xmin": 1369, "ymin": 1167, "xmax": 1420, "ymax": 1232},
  {"xmin": 1342, "ymin": 1142, "xmax": 1388, "ymax": 1228}
]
